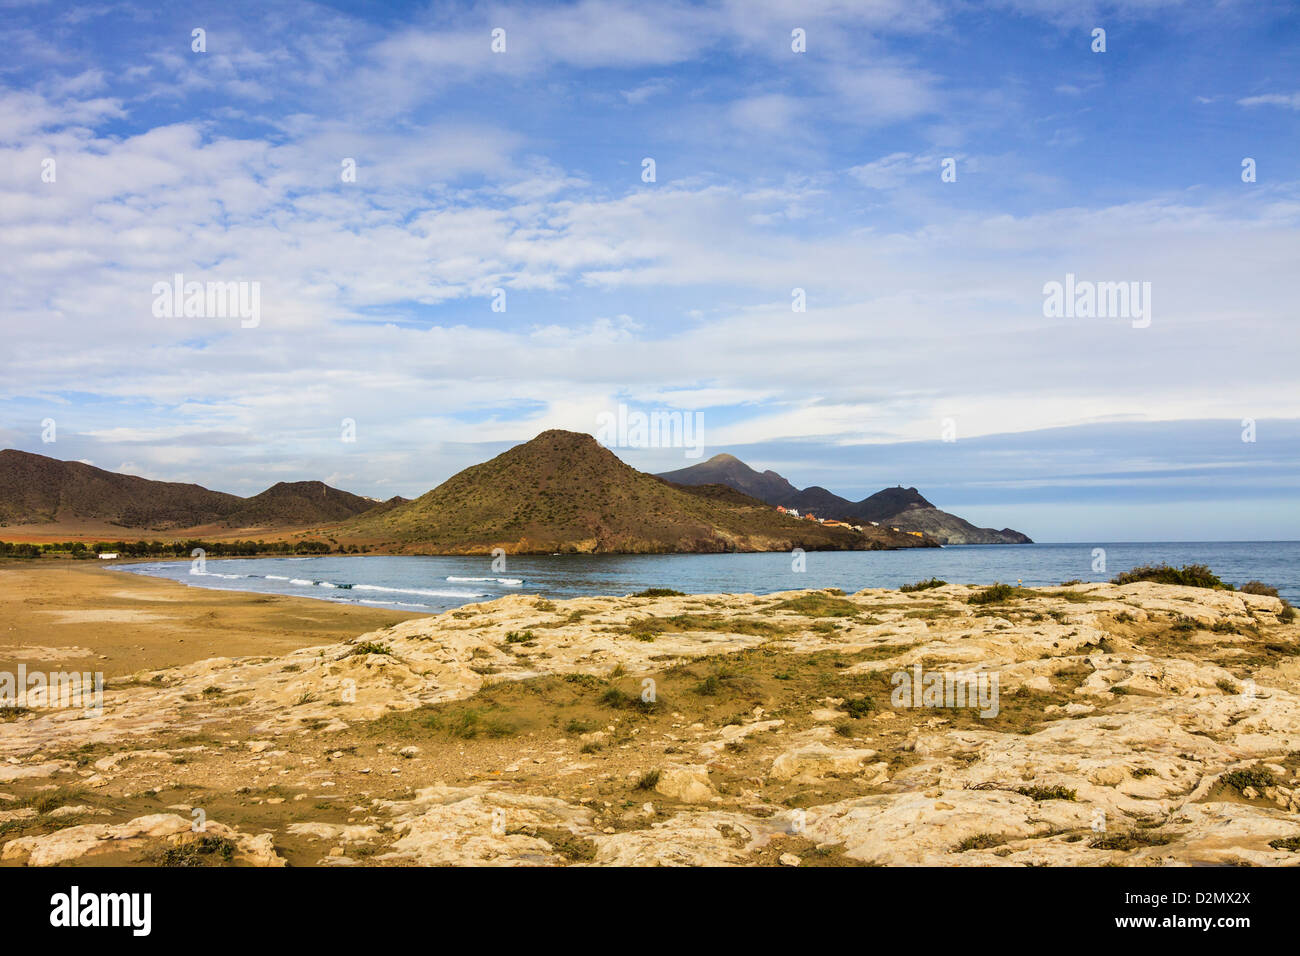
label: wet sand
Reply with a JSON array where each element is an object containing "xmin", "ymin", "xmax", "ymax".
[{"xmin": 0, "ymin": 561, "xmax": 425, "ymax": 678}]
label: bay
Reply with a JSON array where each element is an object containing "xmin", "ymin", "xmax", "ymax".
[{"xmin": 113, "ymin": 541, "xmax": 1300, "ymax": 612}]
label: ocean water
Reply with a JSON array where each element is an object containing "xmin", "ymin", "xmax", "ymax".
[{"xmin": 112, "ymin": 541, "xmax": 1300, "ymax": 612}]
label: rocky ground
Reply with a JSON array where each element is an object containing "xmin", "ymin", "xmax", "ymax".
[{"xmin": 3, "ymin": 580, "xmax": 1299, "ymax": 866}]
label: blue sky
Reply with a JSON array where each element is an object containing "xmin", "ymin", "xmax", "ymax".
[{"xmin": 1, "ymin": 0, "xmax": 1297, "ymax": 541}]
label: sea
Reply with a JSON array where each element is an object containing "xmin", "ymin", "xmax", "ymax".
[{"xmin": 111, "ymin": 541, "xmax": 1300, "ymax": 612}]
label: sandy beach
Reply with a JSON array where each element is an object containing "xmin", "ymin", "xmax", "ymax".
[{"xmin": 0, "ymin": 561, "xmax": 423, "ymax": 679}]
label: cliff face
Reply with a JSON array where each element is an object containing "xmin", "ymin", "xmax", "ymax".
[
  {"xmin": 872, "ymin": 503, "xmax": 1034, "ymax": 545},
  {"xmin": 659, "ymin": 455, "xmax": 1032, "ymax": 545}
]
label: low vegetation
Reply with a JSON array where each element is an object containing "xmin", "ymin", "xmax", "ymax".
[
  {"xmin": 900, "ymin": 578, "xmax": 947, "ymax": 592},
  {"xmin": 1110, "ymin": 563, "xmax": 1227, "ymax": 589},
  {"xmin": 154, "ymin": 835, "xmax": 237, "ymax": 867},
  {"xmin": 841, "ymin": 696, "xmax": 875, "ymax": 718},
  {"xmin": 770, "ymin": 593, "xmax": 861, "ymax": 617},
  {"xmin": 618, "ymin": 614, "xmax": 787, "ymax": 641},
  {"xmin": 1241, "ymin": 581, "xmax": 1279, "ymax": 597},
  {"xmin": 349, "ymin": 641, "xmax": 392, "ymax": 657},
  {"xmin": 955, "ymin": 833, "xmax": 1007, "ymax": 852},
  {"xmin": 1090, "ymin": 830, "xmax": 1176, "ymax": 851},
  {"xmin": 1015, "ymin": 785, "xmax": 1077, "ymax": 801},
  {"xmin": 0, "ymin": 538, "xmax": 342, "ymax": 558},
  {"xmin": 1220, "ymin": 767, "xmax": 1276, "ymax": 792},
  {"xmin": 967, "ymin": 583, "xmax": 1017, "ymax": 605}
]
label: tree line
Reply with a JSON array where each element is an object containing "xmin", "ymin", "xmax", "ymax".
[{"xmin": 0, "ymin": 539, "xmax": 366, "ymax": 558}]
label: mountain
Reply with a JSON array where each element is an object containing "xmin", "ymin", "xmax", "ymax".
[
  {"xmin": 0, "ymin": 449, "xmax": 378, "ymax": 533},
  {"xmin": 853, "ymin": 486, "xmax": 1031, "ymax": 545},
  {"xmin": 331, "ymin": 429, "xmax": 937, "ymax": 554},
  {"xmin": 660, "ymin": 453, "xmax": 801, "ymax": 502},
  {"xmin": 0, "ymin": 448, "xmax": 242, "ymax": 530},
  {"xmin": 219, "ymin": 481, "xmax": 378, "ymax": 529},
  {"xmin": 658, "ymin": 454, "xmax": 1031, "ymax": 545},
  {"xmin": 853, "ymin": 486, "xmax": 934, "ymax": 522}
]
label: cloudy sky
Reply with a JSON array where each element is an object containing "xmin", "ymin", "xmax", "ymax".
[{"xmin": 1, "ymin": 0, "xmax": 1297, "ymax": 541}]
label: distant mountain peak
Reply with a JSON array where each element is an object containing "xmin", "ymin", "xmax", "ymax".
[{"xmin": 657, "ymin": 454, "xmax": 1030, "ymax": 545}]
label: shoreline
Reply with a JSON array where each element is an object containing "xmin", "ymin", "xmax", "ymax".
[
  {"xmin": 0, "ymin": 563, "xmax": 424, "ymax": 679},
  {"xmin": 83, "ymin": 543, "xmax": 1300, "ymax": 611}
]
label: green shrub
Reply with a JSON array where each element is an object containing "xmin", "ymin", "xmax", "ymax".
[
  {"xmin": 440, "ymin": 709, "xmax": 515, "ymax": 739},
  {"xmin": 1241, "ymin": 581, "xmax": 1279, "ymax": 597},
  {"xmin": 1090, "ymin": 830, "xmax": 1175, "ymax": 851},
  {"xmin": 693, "ymin": 675, "xmax": 721, "ymax": 696},
  {"xmin": 600, "ymin": 688, "xmax": 630, "ymax": 708},
  {"xmin": 968, "ymin": 583, "xmax": 1017, "ymax": 605},
  {"xmin": 955, "ymin": 833, "xmax": 1007, "ymax": 852},
  {"xmin": 1015, "ymin": 785, "xmax": 1076, "ymax": 801},
  {"xmin": 1110, "ymin": 563, "xmax": 1227, "ymax": 589},
  {"xmin": 157, "ymin": 836, "xmax": 236, "ymax": 867},
  {"xmin": 632, "ymin": 588, "xmax": 685, "ymax": 597},
  {"xmin": 900, "ymin": 578, "xmax": 947, "ymax": 592},
  {"xmin": 842, "ymin": 696, "xmax": 875, "ymax": 718},
  {"xmin": 1221, "ymin": 767, "xmax": 1275, "ymax": 792}
]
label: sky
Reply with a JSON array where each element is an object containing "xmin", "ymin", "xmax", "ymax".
[{"xmin": 1, "ymin": 0, "xmax": 1297, "ymax": 541}]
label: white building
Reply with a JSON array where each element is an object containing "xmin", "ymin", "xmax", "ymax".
[{"xmin": 99, "ymin": 552, "xmax": 119, "ymax": 559}]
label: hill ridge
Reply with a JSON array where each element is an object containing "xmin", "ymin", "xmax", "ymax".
[
  {"xmin": 0, "ymin": 449, "xmax": 379, "ymax": 532},
  {"xmin": 332, "ymin": 429, "xmax": 935, "ymax": 554},
  {"xmin": 657, "ymin": 455, "xmax": 1030, "ymax": 545}
]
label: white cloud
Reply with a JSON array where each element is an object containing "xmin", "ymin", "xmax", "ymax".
[
  {"xmin": 0, "ymin": 0, "xmax": 1295, "ymax": 512},
  {"xmin": 1238, "ymin": 92, "xmax": 1300, "ymax": 110}
]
